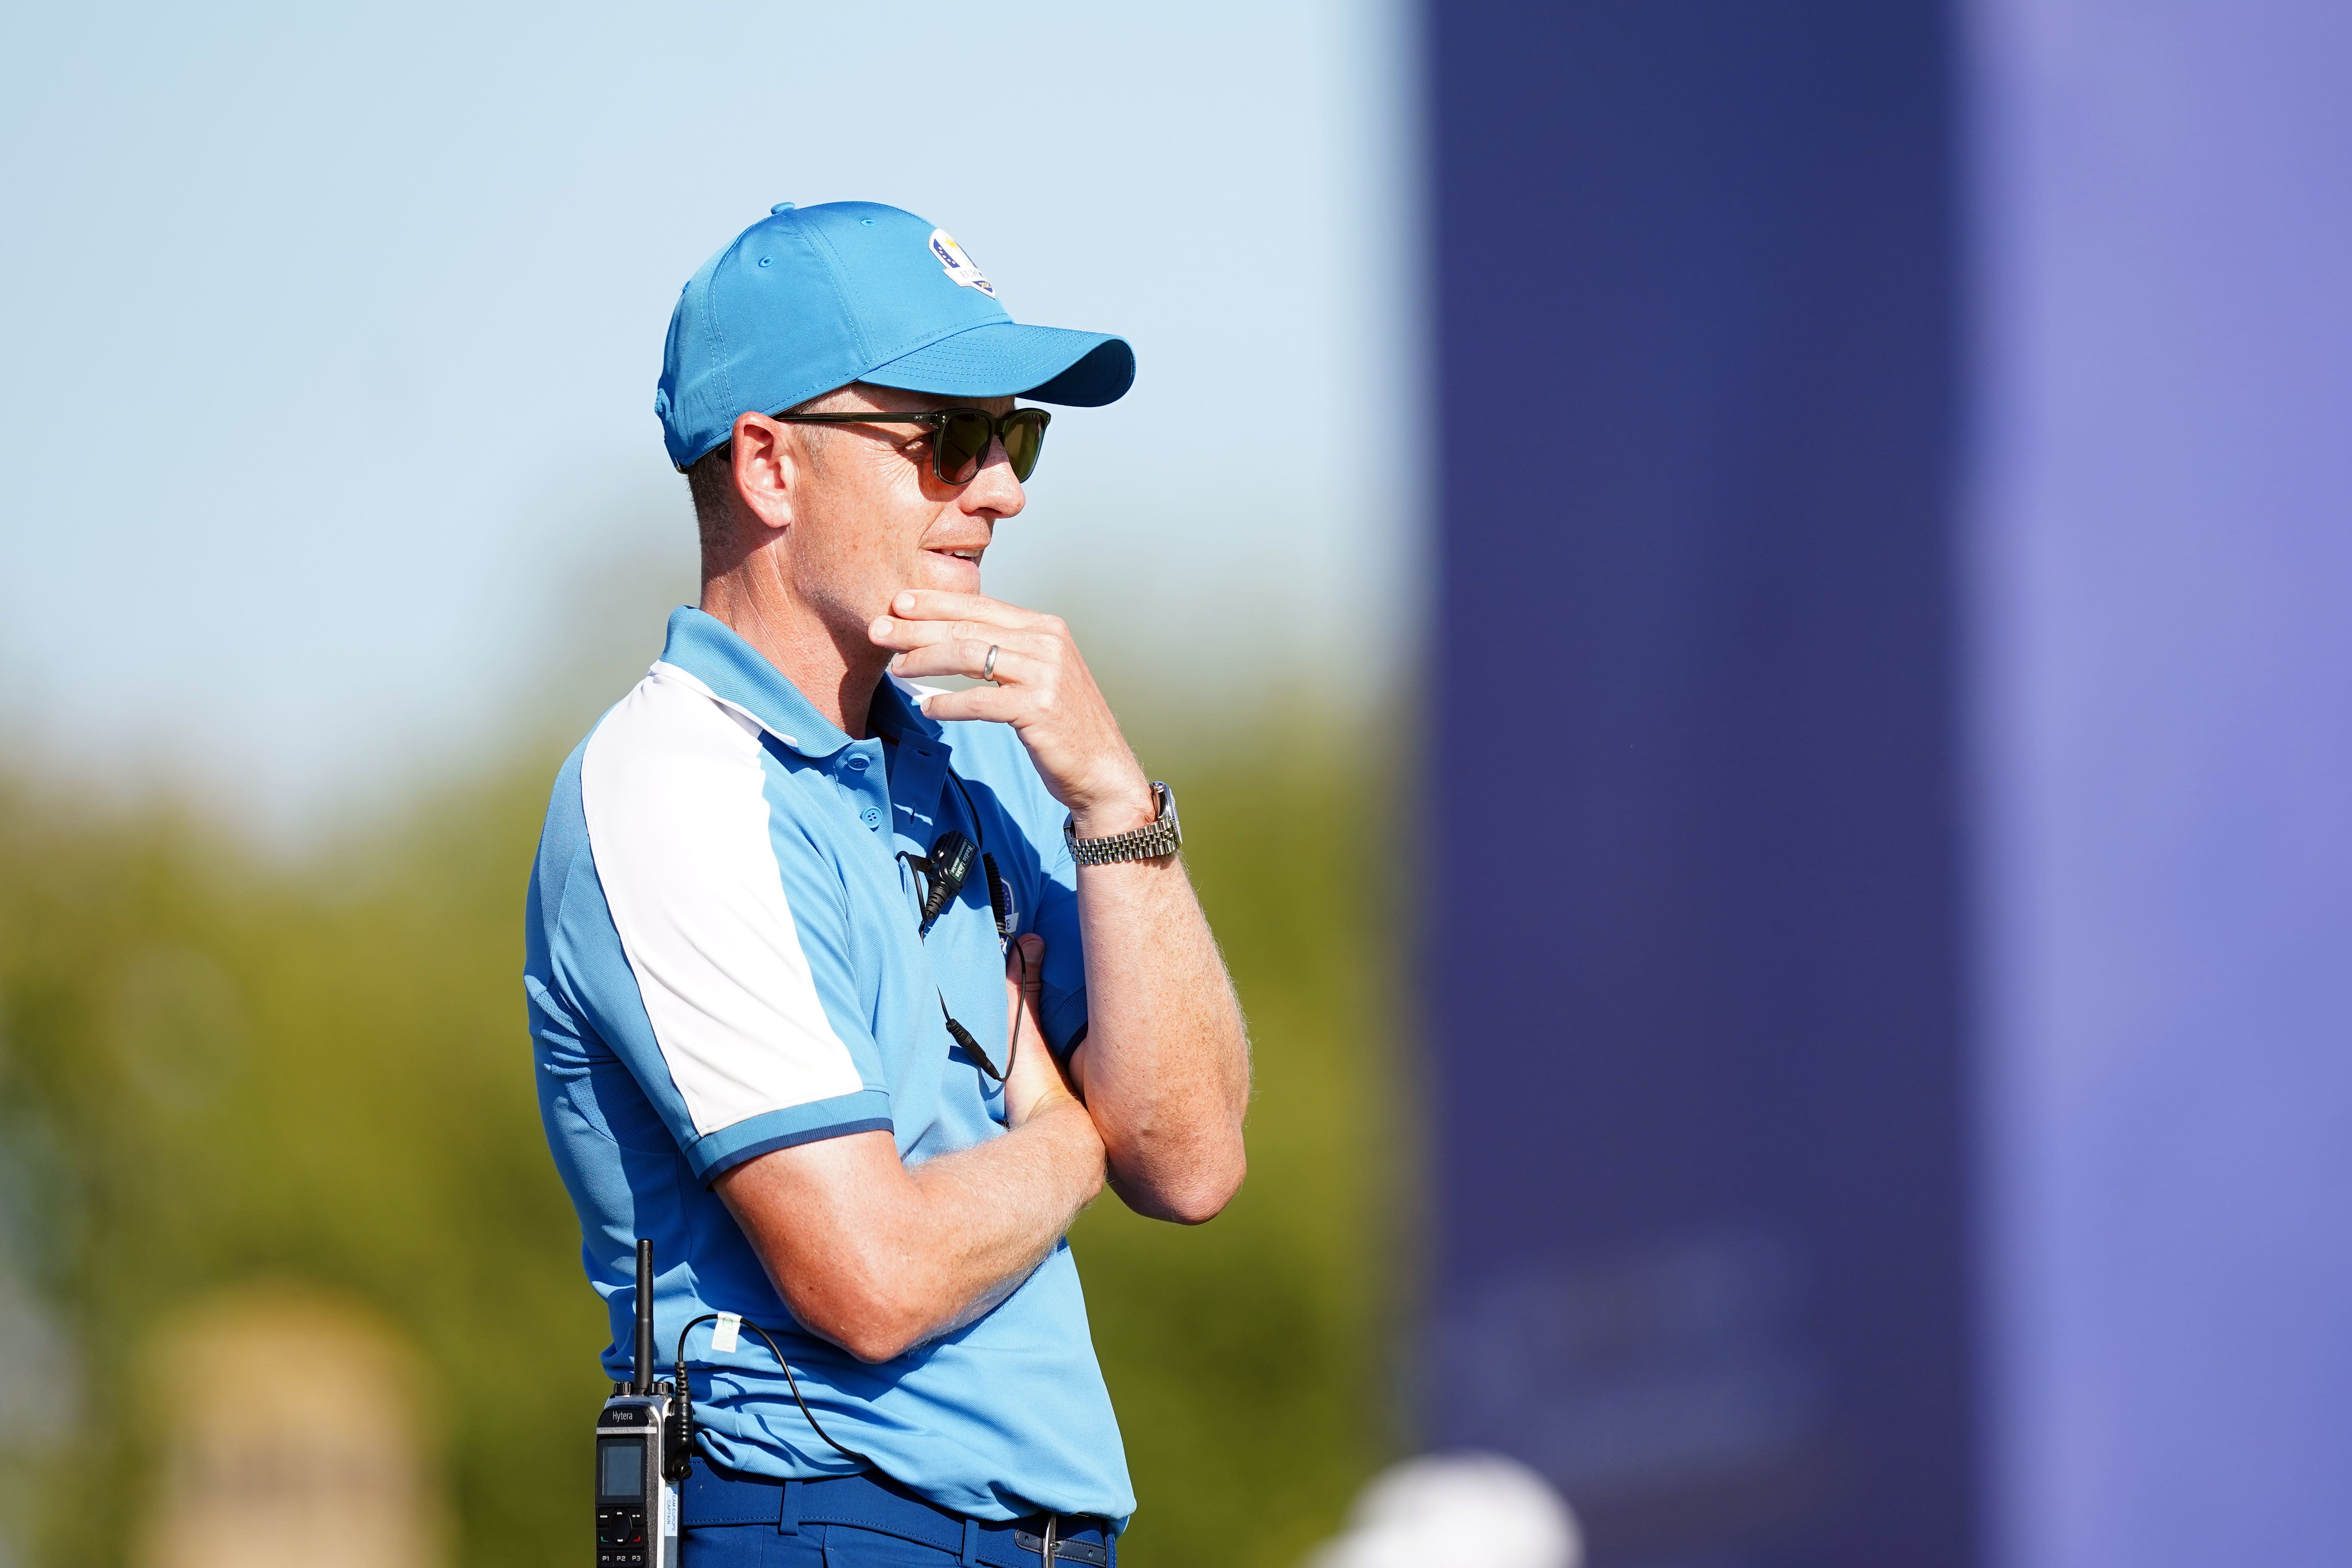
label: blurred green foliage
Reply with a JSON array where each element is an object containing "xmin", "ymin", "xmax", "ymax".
[{"xmin": 0, "ymin": 715, "xmax": 1397, "ymax": 1568}]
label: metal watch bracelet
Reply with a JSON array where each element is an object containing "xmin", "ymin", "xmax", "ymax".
[{"xmin": 1063, "ymin": 781, "xmax": 1183, "ymax": 866}]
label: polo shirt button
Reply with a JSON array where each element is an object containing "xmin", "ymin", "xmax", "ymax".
[
  {"xmin": 860, "ymin": 808, "xmax": 882, "ymax": 828},
  {"xmin": 845, "ymin": 755, "xmax": 869, "ymax": 772}
]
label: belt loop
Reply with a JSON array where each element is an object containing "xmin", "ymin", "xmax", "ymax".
[
  {"xmin": 960, "ymin": 1515, "xmax": 980, "ymax": 1566},
  {"xmin": 778, "ymin": 1478, "xmax": 802, "ymax": 1535}
]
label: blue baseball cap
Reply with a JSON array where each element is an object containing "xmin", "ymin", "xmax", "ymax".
[{"xmin": 655, "ymin": 201, "xmax": 1136, "ymax": 471}]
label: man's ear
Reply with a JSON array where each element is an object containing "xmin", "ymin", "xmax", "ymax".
[{"xmin": 730, "ymin": 412, "xmax": 798, "ymax": 534}]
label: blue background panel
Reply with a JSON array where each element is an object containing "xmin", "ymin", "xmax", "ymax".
[
  {"xmin": 1425, "ymin": 5, "xmax": 1969, "ymax": 1564},
  {"xmin": 1968, "ymin": 4, "xmax": 2352, "ymax": 1564}
]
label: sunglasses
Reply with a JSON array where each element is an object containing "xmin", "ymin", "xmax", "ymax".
[{"xmin": 772, "ymin": 406, "xmax": 1052, "ymax": 486}]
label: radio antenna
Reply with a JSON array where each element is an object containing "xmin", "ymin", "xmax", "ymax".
[{"xmin": 633, "ymin": 1239, "xmax": 656, "ymax": 1395}]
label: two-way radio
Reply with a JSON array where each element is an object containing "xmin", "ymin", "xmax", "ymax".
[
  {"xmin": 593, "ymin": 1241, "xmax": 682, "ymax": 1568},
  {"xmin": 594, "ymin": 1241, "xmax": 875, "ymax": 1567}
]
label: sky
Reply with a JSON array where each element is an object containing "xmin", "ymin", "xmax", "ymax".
[{"xmin": 0, "ymin": 0, "xmax": 1415, "ymax": 832}]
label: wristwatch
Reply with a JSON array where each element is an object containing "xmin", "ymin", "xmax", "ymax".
[{"xmin": 1064, "ymin": 781, "xmax": 1183, "ymax": 866}]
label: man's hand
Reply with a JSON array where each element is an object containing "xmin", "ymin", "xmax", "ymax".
[
  {"xmin": 1000, "ymin": 933, "xmax": 1075, "ymax": 1127},
  {"xmin": 869, "ymin": 591, "xmax": 1156, "ymax": 837}
]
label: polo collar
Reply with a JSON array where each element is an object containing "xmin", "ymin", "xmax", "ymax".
[
  {"xmin": 656, "ymin": 606, "xmax": 850, "ymax": 756},
  {"xmin": 870, "ymin": 671, "xmax": 946, "ymax": 747},
  {"xmin": 654, "ymin": 606, "xmax": 947, "ymax": 758}
]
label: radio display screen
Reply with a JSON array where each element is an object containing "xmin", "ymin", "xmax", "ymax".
[{"xmin": 598, "ymin": 1436, "xmax": 646, "ymax": 1505}]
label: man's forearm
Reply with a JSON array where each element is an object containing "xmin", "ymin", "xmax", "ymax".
[
  {"xmin": 898, "ymin": 1096, "xmax": 1107, "ymax": 1332},
  {"xmin": 718, "ymin": 1097, "xmax": 1103, "ymax": 1363},
  {"xmin": 1067, "ymin": 814, "xmax": 1251, "ymax": 1223}
]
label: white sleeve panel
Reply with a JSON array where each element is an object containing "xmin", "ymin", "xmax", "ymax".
[{"xmin": 580, "ymin": 665, "xmax": 868, "ymax": 1137}]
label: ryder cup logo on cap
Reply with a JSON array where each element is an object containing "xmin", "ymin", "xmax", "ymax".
[
  {"xmin": 927, "ymin": 230, "xmax": 995, "ymax": 296},
  {"xmin": 655, "ymin": 200, "xmax": 1134, "ymax": 471}
]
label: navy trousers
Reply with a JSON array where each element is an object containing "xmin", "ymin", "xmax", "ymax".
[
  {"xmin": 683, "ymin": 1520, "xmax": 1088, "ymax": 1568},
  {"xmin": 678, "ymin": 1467, "xmax": 1114, "ymax": 1568}
]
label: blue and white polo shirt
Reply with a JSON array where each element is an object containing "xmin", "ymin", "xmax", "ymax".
[{"xmin": 524, "ymin": 606, "xmax": 1132, "ymax": 1526}]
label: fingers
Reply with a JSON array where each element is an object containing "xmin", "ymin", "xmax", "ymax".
[
  {"xmin": 868, "ymin": 590, "xmax": 1131, "ymax": 822},
  {"xmin": 889, "ymin": 639, "xmax": 1040, "ymax": 684},
  {"xmin": 868, "ymin": 593, "xmax": 1076, "ymax": 697},
  {"xmin": 915, "ymin": 684, "xmax": 1029, "ymax": 724},
  {"xmin": 1001, "ymin": 935, "xmax": 1073, "ymax": 1129},
  {"xmin": 1003, "ymin": 933, "xmax": 1044, "ymax": 1038},
  {"xmin": 884, "ymin": 590, "xmax": 1056, "ymax": 631},
  {"xmin": 1009, "ymin": 933, "xmax": 1044, "ymax": 993},
  {"xmin": 869, "ymin": 615, "xmax": 1050, "ymax": 660}
]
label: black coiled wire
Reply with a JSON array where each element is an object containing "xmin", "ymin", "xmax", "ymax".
[{"xmin": 665, "ymin": 1312, "xmax": 873, "ymax": 1480}]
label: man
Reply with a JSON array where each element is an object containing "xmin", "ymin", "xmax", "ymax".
[{"xmin": 524, "ymin": 200, "xmax": 1250, "ymax": 1568}]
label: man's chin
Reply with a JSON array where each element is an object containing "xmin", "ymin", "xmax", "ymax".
[{"xmin": 916, "ymin": 552, "xmax": 984, "ymax": 593}]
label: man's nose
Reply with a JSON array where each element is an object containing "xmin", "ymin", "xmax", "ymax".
[{"xmin": 964, "ymin": 436, "xmax": 1025, "ymax": 517}]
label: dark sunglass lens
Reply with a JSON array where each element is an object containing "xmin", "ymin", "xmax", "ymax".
[
  {"xmin": 1003, "ymin": 411, "xmax": 1048, "ymax": 482},
  {"xmin": 933, "ymin": 412, "xmax": 991, "ymax": 484}
]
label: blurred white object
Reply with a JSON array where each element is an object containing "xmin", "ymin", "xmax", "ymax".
[{"xmin": 1302, "ymin": 1452, "xmax": 1583, "ymax": 1568}]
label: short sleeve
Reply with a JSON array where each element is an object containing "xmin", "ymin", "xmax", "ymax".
[{"xmin": 580, "ymin": 668, "xmax": 892, "ymax": 1182}]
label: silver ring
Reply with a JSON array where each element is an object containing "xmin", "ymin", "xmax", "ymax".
[{"xmin": 981, "ymin": 644, "xmax": 1000, "ymax": 683}]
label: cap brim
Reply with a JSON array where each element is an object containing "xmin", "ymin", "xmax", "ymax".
[{"xmin": 860, "ymin": 321, "xmax": 1135, "ymax": 407}]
